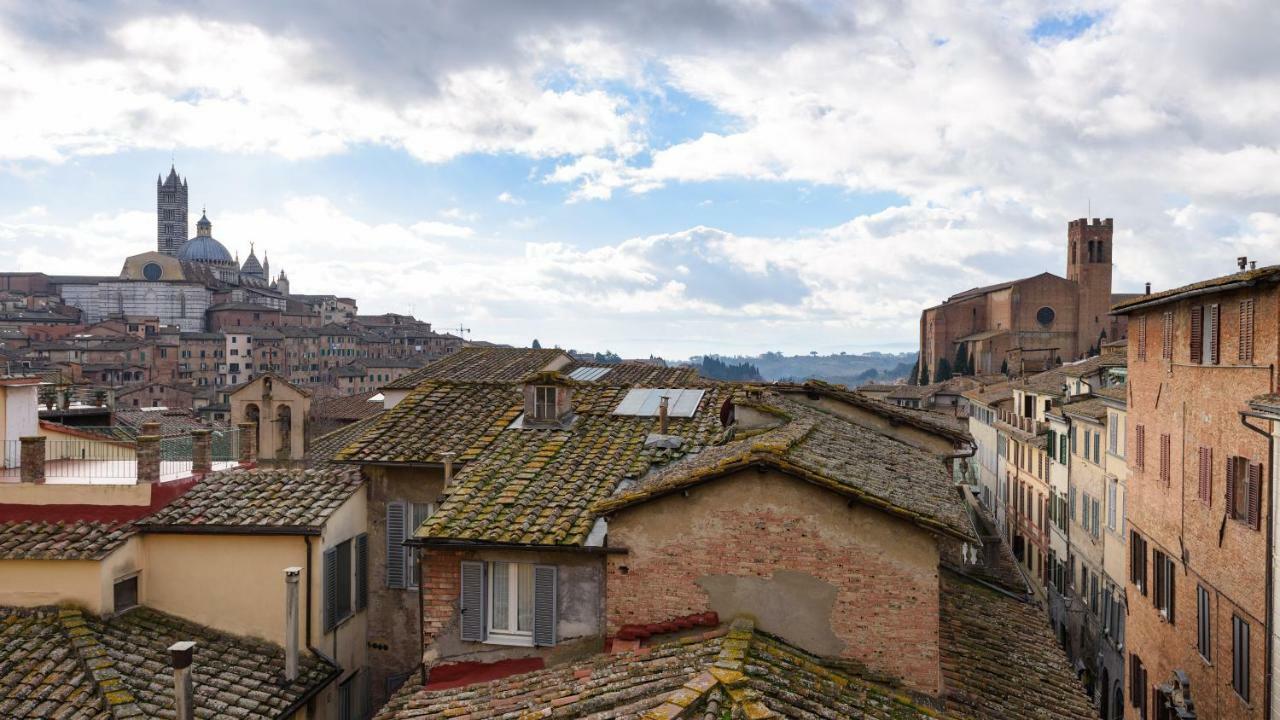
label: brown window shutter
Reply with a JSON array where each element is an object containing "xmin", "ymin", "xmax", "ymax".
[
  {"xmin": 1190, "ymin": 305, "xmax": 1203, "ymax": 363},
  {"xmin": 1136, "ymin": 425, "xmax": 1145, "ymax": 469},
  {"xmin": 1199, "ymin": 447, "xmax": 1211, "ymax": 504},
  {"xmin": 1226, "ymin": 456, "xmax": 1237, "ymax": 517},
  {"xmin": 1162, "ymin": 312, "xmax": 1173, "ymax": 359},
  {"xmin": 1239, "ymin": 299, "xmax": 1255, "ymax": 362},
  {"xmin": 1248, "ymin": 462, "xmax": 1262, "ymax": 530},
  {"xmin": 1137, "ymin": 316, "xmax": 1147, "ymax": 361},
  {"xmin": 1208, "ymin": 304, "xmax": 1220, "ymax": 365},
  {"xmin": 1160, "ymin": 434, "xmax": 1171, "ymax": 486}
]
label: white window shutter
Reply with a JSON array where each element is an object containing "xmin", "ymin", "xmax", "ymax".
[
  {"xmin": 386, "ymin": 501, "xmax": 406, "ymax": 589},
  {"xmin": 355, "ymin": 533, "xmax": 368, "ymax": 611},
  {"xmin": 323, "ymin": 547, "xmax": 337, "ymax": 632},
  {"xmin": 533, "ymin": 565, "xmax": 558, "ymax": 647},
  {"xmin": 459, "ymin": 561, "xmax": 487, "ymax": 642}
]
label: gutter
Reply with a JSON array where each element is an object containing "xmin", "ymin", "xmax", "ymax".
[
  {"xmin": 408, "ymin": 538, "xmax": 628, "ymax": 554},
  {"xmin": 1111, "ymin": 280, "xmax": 1255, "ymax": 315},
  {"xmin": 1240, "ymin": 408, "xmax": 1274, "ymax": 720},
  {"xmin": 136, "ymin": 524, "xmax": 320, "ymax": 536}
]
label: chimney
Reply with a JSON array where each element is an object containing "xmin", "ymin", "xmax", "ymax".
[
  {"xmin": 1251, "ymin": 261, "xmax": 1258, "ymax": 270},
  {"xmin": 284, "ymin": 567, "xmax": 301, "ymax": 681},
  {"xmin": 136, "ymin": 433, "xmax": 160, "ymax": 485},
  {"xmin": 658, "ymin": 395, "xmax": 670, "ymax": 434},
  {"xmin": 441, "ymin": 451, "xmax": 456, "ymax": 488},
  {"xmin": 19, "ymin": 435, "xmax": 46, "ymax": 484},
  {"xmin": 190, "ymin": 429, "xmax": 212, "ymax": 475},
  {"xmin": 1239, "ymin": 256, "xmax": 1249, "ymax": 271},
  {"xmin": 1144, "ymin": 282, "xmax": 1151, "ymax": 295},
  {"xmin": 168, "ymin": 640, "xmax": 196, "ymax": 720},
  {"xmin": 141, "ymin": 420, "xmax": 162, "ymax": 437},
  {"xmin": 237, "ymin": 422, "xmax": 257, "ymax": 464}
]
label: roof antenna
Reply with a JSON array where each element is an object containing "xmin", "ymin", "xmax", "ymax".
[{"xmin": 1087, "ymin": 197, "xmax": 1091, "ymax": 220}]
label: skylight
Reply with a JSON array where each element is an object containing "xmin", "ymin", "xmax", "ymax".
[
  {"xmin": 568, "ymin": 366, "xmax": 611, "ymax": 382},
  {"xmin": 612, "ymin": 388, "xmax": 705, "ymax": 418}
]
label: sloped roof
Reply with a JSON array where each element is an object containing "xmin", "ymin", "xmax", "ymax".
[
  {"xmin": 382, "ymin": 347, "xmax": 571, "ymax": 389},
  {"xmin": 336, "ymin": 382, "xmax": 525, "ymax": 465},
  {"xmin": 939, "ymin": 572, "xmax": 1095, "ymax": 719},
  {"xmin": 1058, "ymin": 354, "xmax": 1126, "ymax": 378},
  {"xmin": 1111, "ymin": 264, "xmax": 1280, "ymax": 314},
  {"xmin": 374, "ymin": 617, "xmax": 945, "ymax": 720},
  {"xmin": 1061, "ymin": 397, "xmax": 1109, "ymax": 422},
  {"xmin": 415, "ymin": 383, "xmax": 731, "ymax": 546},
  {"xmin": 306, "ymin": 412, "xmax": 385, "ymax": 469},
  {"xmin": 599, "ymin": 395, "xmax": 976, "ymax": 542},
  {"xmin": 0, "ymin": 520, "xmax": 134, "ymax": 560},
  {"xmin": 782, "ymin": 379, "xmax": 971, "ymax": 444},
  {"xmin": 311, "ymin": 391, "xmax": 383, "ymax": 421},
  {"xmin": 563, "ymin": 361, "xmax": 703, "ymax": 386},
  {"xmin": 0, "ymin": 606, "xmax": 335, "ymax": 720},
  {"xmin": 139, "ymin": 467, "xmax": 363, "ymax": 532}
]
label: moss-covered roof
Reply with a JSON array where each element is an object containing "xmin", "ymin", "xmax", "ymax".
[
  {"xmin": 779, "ymin": 379, "xmax": 972, "ymax": 444},
  {"xmin": 374, "ymin": 617, "xmax": 949, "ymax": 720},
  {"xmin": 0, "ymin": 521, "xmax": 134, "ymax": 560},
  {"xmin": 1111, "ymin": 264, "xmax": 1280, "ymax": 314},
  {"xmin": 139, "ymin": 467, "xmax": 363, "ymax": 532},
  {"xmin": 0, "ymin": 605, "xmax": 335, "ymax": 719},
  {"xmin": 382, "ymin": 347, "xmax": 572, "ymax": 389},
  {"xmin": 598, "ymin": 395, "xmax": 977, "ymax": 542}
]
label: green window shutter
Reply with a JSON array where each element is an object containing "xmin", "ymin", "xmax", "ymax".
[
  {"xmin": 533, "ymin": 565, "xmax": 558, "ymax": 647},
  {"xmin": 323, "ymin": 547, "xmax": 337, "ymax": 632},
  {"xmin": 355, "ymin": 533, "xmax": 368, "ymax": 611},
  {"xmin": 459, "ymin": 561, "xmax": 487, "ymax": 642},
  {"xmin": 386, "ymin": 501, "xmax": 406, "ymax": 589}
]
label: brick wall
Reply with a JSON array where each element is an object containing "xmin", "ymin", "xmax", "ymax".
[
  {"xmin": 1123, "ymin": 284, "xmax": 1276, "ymax": 720},
  {"xmin": 605, "ymin": 469, "xmax": 942, "ymax": 693}
]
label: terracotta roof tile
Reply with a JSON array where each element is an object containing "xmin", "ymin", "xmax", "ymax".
[
  {"xmin": 0, "ymin": 521, "xmax": 134, "ymax": 560},
  {"xmin": 781, "ymin": 380, "xmax": 971, "ymax": 443},
  {"xmin": 306, "ymin": 412, "xmax": 386, "ymax": 468},
  {"xmin": 374, "ymin": 617, "xmax": 944, "ymax": 720},
  {"xmin": 939, "ymin": 572, "xmax": 1095, "ymax": 719},
  {"xmin": 139, "ymin": 467, "xmax": 362, "ymax": 531},
  {"xmin": 1111, "ymin": 264, "xmax": 1280, "ymax": 313},
  {"xmin": 310, "ymin": 391, "xmax": 384, "ymax": 421},
  {"xmin": 1058, "ymin": 354, "xmax": 1126, "ymax": 378},
  {"xmin": 383, "ymin": 347, "xmax": 571, "ymax": 389},
  {"xmin": 0, "ymin": 605, "xmax": 334, "ymax": 719}
]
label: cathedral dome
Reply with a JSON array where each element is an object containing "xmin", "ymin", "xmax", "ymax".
[
  {"xmin": 177, "ymin": 236, "xmax": 235, "ymax": 265},
  {"xmin": 177, "ymin": 212, "xmax": 235, "ymax": 265}
]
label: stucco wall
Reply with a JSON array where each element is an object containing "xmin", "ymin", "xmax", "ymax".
[
  {"xmin": 605, "ymin": 468, "xmax": 942, "ymax": 693},
  {"xmin": 0, "ymin": 535, "xmax": 142, "ymax": 614}
]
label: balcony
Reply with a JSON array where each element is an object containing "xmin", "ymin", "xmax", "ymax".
[
  {"xmin": 0, "ymin": 428, "xmax": 242, "ymax": 485},
  {"xmin": 995, "ymin": 410, "xmax": 1047, "ymax": 437}
]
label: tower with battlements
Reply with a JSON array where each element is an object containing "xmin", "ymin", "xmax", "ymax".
[{"xmin": 156, "ymin": 166, "xmax": 189, "ymax": 256}]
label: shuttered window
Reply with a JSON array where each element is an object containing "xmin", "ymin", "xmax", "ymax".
[
  {"xmin": 1162, "ymin": 311, "xmax": 1173, "ymax": 359},
  {"xmin": 1130, "ymin": 653, "xmax": 1147, "ymax": 718},
  {"xmin": 1240, "ymin": 299, "xmax": 1255, "ymax": 362},
  {"xmin": 1060, "ymin": 434, "xmax": 1068, "ymax": 462},
  {"xmin": 1198, "ymin": 447, "xmax": 1212, "ymax": 505},
  {"xmin": 1136, "ymin": 316, "xmax": 1147, "ymax": 361},
  {"xmin": 1227, "ymin": 457, "xmax": 1263, "ymax": 530},
  {"xmin": 386, "ymin": 501, "xmax": 407, "ymax": 589},
  {"xmin": 1207, "ymin": 304, "xmax": 1220, "ymax": 365},
  {"xmin": 459, "ymin": 561, "xmax": 558, "ymax": 647},
  {"xmin": 355, "ymin": 533, "xmax": 368, "ymax": 612},
  {"xmin": 1233, "ymin": 614, "xmax": 1250, "ymax": 701},
  {"xmin": 459, "ymin": 561, "xmax": 487, "ymax": 642},
  {"xmin": 1197, "ymin": 585, "xmax": 1211, "ymax": 661},
  {"xmin": 1190, "ymin": 305, "xmax": 1203, "ymax": 363},
  {"xmin": 1047, "ymin": 430, "xmax": 1056, "ymax": 461},
  {"xmin": 1159, "ymin": 433, "xmax": 1171, "ymax": 486},
  {"xmin": 1130, "ymin": 531, "xmax": 1147, "ymax": 595},
  {"xmin": 1152, "ymin": 550, "xmax": 1174, "ymax": 623},
  {"xmin": 407, "ymin": 503, "xmax": 433, "ymax": 589},
  {"xmin": 1107, "ymin": 479, "xmax": 1118, "ymax": 531},
  {"xmin": 324, "ymin": 539, "xmax": 354, "ymax": 632},
  {"xmin": 1109, "ymin": 420, "xmax": 1118, "ymax": 456},
  {"xmin": 1135, "ymin": 425, "xmax": 1145, "ymax": 469},
  {"xmin": 533, "ymin": 565, "xmax": 558, "ymax": 647},
  {"xmin": 1248, "ymin": 462, "xmax": 1262, "ymax": 530}
]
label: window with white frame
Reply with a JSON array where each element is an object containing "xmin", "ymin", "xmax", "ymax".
[
  {"xmin": 488, "ymin": 561, "xmax": 536, "ymax": 643},
  {"xmin": 533, "ymin": 386, "xmax": 557, "ymax": 420}
]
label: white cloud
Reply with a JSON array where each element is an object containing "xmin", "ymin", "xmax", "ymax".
[
  {"xmin": 496, "ymin": 192, "xmax": 524, "ymax": 205},
  {"xmin": 410, "ymin": 220, "xmax": 475, "ymax": 238}
]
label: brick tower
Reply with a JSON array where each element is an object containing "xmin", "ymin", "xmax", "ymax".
[
  {"xmin": 1066, "ymin": 217, "xmax": 1113, "ymax": 357},
  {"xmin": 157, "ymin": 166, "xmax": 189, "ymax": 256}
]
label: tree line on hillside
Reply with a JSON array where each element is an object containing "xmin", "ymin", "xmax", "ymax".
[{"xmin": 696, "ymin": 356, "xmax": 764, "ymax": 381}]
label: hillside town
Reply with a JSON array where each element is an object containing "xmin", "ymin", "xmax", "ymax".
[{"xmin": 2, "ymin": 166, "xmax": 1274, "ymax": 720}]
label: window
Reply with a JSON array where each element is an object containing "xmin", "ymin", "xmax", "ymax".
[
  {"xmin": 1107, "ymin": 479, "xmax": 1118, "ymax": 531},
  {"xmin": 1130, "ymin": 654, "xmax": 1148, "ymax": 719},
  {"xmin": 1136, "ymin": 425, "xmax": 1145, "ymax": 469},
  {"xmin": 1159, "ymin": 433, "xmax": 1171, "ymax": 486},
  {"xmin": 1197, "ymin": 585, "xmax": 1211, "ymax": 662},
  {"xmin": 1198, "ymin": 447, "xmax": 1213, "ymax": 505},
  {"xmin": 1060, "ymin": 434, "xmax": 1068, "ymax": 462},
  {"xmin": 1226, "ymin": 456, "xmax": 1262, "ymax": 529},
  {"xmin": 1240, "ymin": 299, "xmax": 1256, "ymax": 362},
  {"xmin": 1136, "ymin": 315, "xmax": 1147, "ymax": 361},
  {"xmin": 459, "ymin": 561, "xmax": 558, "ymax": 647},
  {"xmin": 1089, "ymin": 571, "xmax": 1100, "ymax": 614},
  {"xmin": 1109, "ymin": 419, "xmax": 1118, "ymax": 455},
  {"xmin": 1233, "ymin": 614, "xmax": 1250, "ymax": 701},
  {"xmin": 407, "ymin": 502, "xmax": 433, "ymax": 588},
  {"xmin": 1191, "ymin": 304, "xmax": 1220, "ymax": 364},
  {"xmin": 113, "ymin": 574, "xmax": 139, "ymax": 612},
  {"xmin": 1162, "ymin": 311, "xmax": 1173, "ymax": 359},
  {"xmin": 1152, "ymin": 549, "xmax": 1175, "ymax": 622},
  {"xmin": 1093, "ymin": 431, "xmax": 1101, "ymax": 464},
  {"xmin": 533, "ymin": 386, "xmax": 557, "ymax": 421},
  {"xmin": 1131, "ymin": 531, "xmax": 1148, "ymax": 595},
  {"xmin": 324, "ymin": 534, "xmax": 367, "ymax": 631}
]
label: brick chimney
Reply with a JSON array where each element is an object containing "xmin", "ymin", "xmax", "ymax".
[
  {"xmin": 19, "ymin": 435, "xmax": 45, "ymax": 484},
  {"xmin": 190, "ymin": 429, "xmax": 212, "ymax": 475},
  {"xmin": 168, "ymin": 641, "xmax": 196, "ymax": 720},
  {"xmin": 284, "ymin": 567, "xmax": 301, "ymax": 681},
  {"xmin": 658, "ymin": 396, "xmax": 670, "ymax": 434},
  {"xmin": 441, "ymin": 451, "xmax": 456, "ymax": 489},
  {"xmin": 136, "ymin": 433, "xmax": 160, "ymax": 485},
  {"xmin": 237, "ymin": 422, "xmax": 256, "ymax": 464}
]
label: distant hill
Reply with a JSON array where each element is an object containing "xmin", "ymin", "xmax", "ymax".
[{"xmin": 688, "ymin": 351, "xmax": 917, "ymax": 385}]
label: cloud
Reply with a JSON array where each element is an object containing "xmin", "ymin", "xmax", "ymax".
[
  {"xmin": 496, "ymin": 192, "xmax": 524, "ymax": 205},
  {"xmin": 410, "ymin": 221, "xmax": 475, "ymax": 239}
]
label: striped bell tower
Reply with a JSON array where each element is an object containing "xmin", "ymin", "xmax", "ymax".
[{"xmin": 157, "ymin": 166, "xmax": 189, "ymax": 256}]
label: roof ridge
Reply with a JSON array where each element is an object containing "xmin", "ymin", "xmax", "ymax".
[{"xmin": 57, "ymin": 607, "xmax": 144, "ymax": 718}]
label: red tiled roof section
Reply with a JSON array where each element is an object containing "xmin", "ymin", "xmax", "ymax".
[
  {"xmin": 311, "ymin": 391, "xmax": 383, "ymax": 421},
  {"xmin": 138, "ymin": 467, "xmax": 363, "ymax": 531},
  {"xmin": 383, "ymin": 347, "xmax": 571, "ymax": 389},
  {"xmin": 0, "ymin": 520, "xmax": 134, "ymax": 560}
]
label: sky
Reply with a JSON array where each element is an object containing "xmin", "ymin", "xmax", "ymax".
[{"xmin": 2, "ymin": 1, "xmax": 1280, "ymax": 359}]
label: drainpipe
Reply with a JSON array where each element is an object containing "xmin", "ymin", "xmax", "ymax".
[{"xmin": 1240, "ymin": 409, "xmax": 1274, "ymax": 720}]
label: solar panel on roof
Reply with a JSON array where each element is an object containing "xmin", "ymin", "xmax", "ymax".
[
  {"xmin": 612, "ymin": 388, "xmax": 705, "ymax": 418},
  {"xmin": 568, "ymin": 366, "xmax": 612, "ymax": 382}
]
